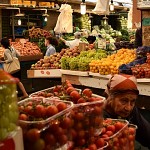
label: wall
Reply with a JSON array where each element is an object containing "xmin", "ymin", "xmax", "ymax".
[{"xmin": 132, "ymin": 0, "xmax": 141, "ymax": 29}]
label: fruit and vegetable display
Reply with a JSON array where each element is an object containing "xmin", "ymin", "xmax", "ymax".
[
  {"xmin": 89, "ymin": 48, "xmax": 136, "ymax": 75},
  {"xmin": 11, "ymin": 41, "xmax": 42, "ymax": 56},
  {"xmin": 28, "ymin": 27, "xmax": 51, "ymax": 39},
  {"xmin": 61, "ymin": 50, "xmax": 107, "ymax": 71},
  {"xmin": 30, "ymin": 47, "xmax": 82, "ymax": 70},
  {"xmin": 0, "ymin": 70, "xmax": 19, "ymax": 140},
  {"xmin": 0, "ymin": 47, "xmax": 4, "ymax": 58}
]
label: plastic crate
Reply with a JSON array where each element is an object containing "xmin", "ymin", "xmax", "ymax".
[
  {"xmin": 18, "ymin": 97, "xmax": 74, "ymax": 150},
  {"xmin": 101, "ymin": 119, "xmax": 137, "ymax": 150}
]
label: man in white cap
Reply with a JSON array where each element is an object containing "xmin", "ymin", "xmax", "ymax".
[{"xmin": 60, "ymin": 32, "xmax": 82, "ymax": 49}]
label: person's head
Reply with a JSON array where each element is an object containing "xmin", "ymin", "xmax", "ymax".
[
  {"xmin": 1, "ymin": 37, "xmax": 10, "ymax": 49},
  {"xmin": 45, "ymin": 36, "xmax": 58, "ymax": 47},
  {"xmin": 87, "ymin": 36, "xmax": 96, "ymax": 44},
  {"xmin": 74, "ymin": 32, "xmax": 82, "ymax": 39},
  {"xmin": 104, "ymin": 74, "xmax": 139, "ymax": 118}
]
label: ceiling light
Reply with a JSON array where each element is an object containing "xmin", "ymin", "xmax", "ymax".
[
  {"xmin": 110, "ymin": 0, "xmax": 114, "ymax": 11},
  {"xmin": 80, "ymin": 0, "xmax": 86, "ymax": 15},
  {"xmin": 18, "ymin": 19, "xmax": 21, "ymax": 25}
]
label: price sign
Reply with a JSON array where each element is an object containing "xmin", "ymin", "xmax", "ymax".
[{"xmin": 137, "ymin": 0, "xmax": 150, "ymax": 9}]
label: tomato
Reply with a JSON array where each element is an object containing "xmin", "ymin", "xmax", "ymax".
[
  {"xmin": 101, "ymin": 134, "xmax": 109, "ymax": 139},
  {"xmin": 43, "ymin": 133, "xmax": 56, "ymax": 146},
  {"xmin": 19, "ymin": 114, "xmax": 28, "ymax": 121},
  {"xmin": 89, "ymin": 136, "xmax": 96, "ymax": 144},
  {"xmin": 49, "ymin": 122, "xmax": 59, "ymax": 133},
  {"xmin": 77, "ymin": 138, "xmax": 85, "ymax": 146},
  {"xmin": 46, "ymin": 93, "xmax": 54, "ymax": 97},
  {"xmin": 27, "ymin": 101, "xmax": 33, "ymax": 106},
  {"xmin": 55, "ymin": 127, "xmax": 65, "ymax": 136},
  {"xmin": 96, "ymin": 138, "xmax": 105, "ymax": 148},
  {"xmin": 75, "ymin": 122, "xmax": 83, "ymax": 130},
  {"xmin": 35, "ymin": 105, "xmax": 46, "ymax": 118},
  {"xmin": 128, "ymin": 135, "xmax": 135, "ymax": 141},
  {"xmin": 61, "ymin": 117, "xmax": 73, "ymax": 129},
  {"xmin": 88, "ymin": 144, "xmax": 97, "ymax": 150},
  {"xmin": 77, "ymin": 130, "xmax": 85, "ymax": 138},
  {"xmin": 70, "ymin": 91, "xmax": 81, "ymax": 103},
  {"xmin": 69, "ymin": 129, "xmax": 77, "ymax": 140},
  {"xmin": 24, "ymin": 105, "xmax": 32, "ymax": 114},
  {"xmin": 53, "ymin": 85, "xmax": 62, "ymax": 92},
  {"xmin": 46, "ymin": 105, "xmax": 58, "ymax": 117},
  {"xmin": 18, "ymin": 105, "xmax": 24, "ymax": 112},
  {"xmin": 101, "ymin": 127, "xmax": 106, "ymax": 134},
  {"xmin": 26, "ymin": 128, "xmax": 40, "ymax": 142},
  {"xmin": 66, "ymin": 87, "xmax": 76, "ymax": 94},
  {"xmin": 77, "ymin": 97, "xmax": 86, "ymax": 103},
  {"xmin": 57, "ymin": 102, "xmax": 67, "ymax": 112},
  {"xmin": 82, "ymin": 89, "xmax": 92, "ymax": 97},
  {"xmin": 58, "ymin": 134, "xmax": 68, "ymax": 145},
  {"xmin": 105, "ymin": 131, "xmax": 113, "ymax": 137},
  {"xmin": 93, "ymin": 106, "xmax": 102, "ymax": 115},
  {"xmin": 33, "ymin": 138, "xmax": 45, "ymax": 150},
  {"xmin": 115, "ymin": 122, "xmax": 124, "ymax": 131},
  {"xmin": 128, "ymin": 127, "xmax": 136, "ymax": 135},
  {"xmin": 74, "ymin": 112, "xmax": 84, "ymax": 121},
  {"xmin": 107, "ymin": 125, "xmax": 116, "ymax": 133}
]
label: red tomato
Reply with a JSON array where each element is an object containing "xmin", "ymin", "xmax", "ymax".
[
  {"xmin": 26, "ymin": 128, "xmax": 40, "ymax": 142},
  {"xmin": 88, "ymin": 144, "xmax": 97, "ymax": 150},
  {"xmin": 115, "ymin": 122, "xmax": 124, "ymax": 131},
  {"xmin": 74, "ymin": 112, "xmax": 84, "ymax": 121},
  {"xmin": 93, "ymin": 106, "xmax": 102, "ymax": 115},
  {"xmin": 18, "ymin": 105, "xmax": 24, "ymax": 112},
  {"xmin": 70, "ymin": 91, "xmax": 81, "ymax": 102},
  {"xmin": 128, "ymin": 127, "xmax": 136, "ymax": 135},
  {"xmin": 46, "ymin": 105, "xmax": 58, "ymax": 117},
  {"xmin": 107, "ymin": 125, "xmax": 116, "ymax": 133},
  {"xmin": 27, "ymin": 101, "xmax": 33, "ymax": 106},
  {"xmin": 53, "ymin": 85, "xmax": 62, "ymax": 92},
  {"xmin": 57, "ymin": 102, "xmax": 67, "ymax": 112},
  {"xmin": 77, "ymin": 97, "xmax": 86, "ymax": 103},
  {"xmin": 55, "ymin": 127, "xmax": 65, "ymax": 136},
  {"xmin": 24, "ymin": 105, "xmax": 32, "ymax": 114},
  {"xmin": 43, "ymin": 133, "xmax": 56, "ymax": 146},
  {"xmin": 82, "ymin": 89, "xmax": 93, "ymax": 97},
  {"xmin": 19, "ymin": 114, "xmax": 28, "ymax": 121},
  {"xmin": 58, "ymin": 134, "xmax": 68, "ymax": 145},
  {"xmin": 35, "ymin": 105, "xmax": 46, "ymax": 118},
  {"xmin": 77, "ymin": 138, "xmax": 85, "ymax": 146},
  {"xmin": 69, "ymin": 129, "xmax": 77, "ymax": 140},
  {"xmin": 66, "ymin": 87, "xmax": 76, "ymax": 94},
  {"xmin": 77, "ymin": 130, "xmax": 85, "ymax": 138},
  {"xmin": 128, "ymin": 135, "xmax": 135, "ymax": 141},
  {"xmin": 105, "ymin": 131, "xmax": 114, "ymax": 137},
  {"xmin": 61, "ymin": 117, "xmax": 73, "ymax": 129},
  {"xmin": 96, "ymin": 138, "xmax": 105, "ymax": 148}
]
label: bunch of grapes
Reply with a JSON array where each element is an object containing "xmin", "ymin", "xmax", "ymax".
[
  {"xmin": 61, "ymin": 57, "xmax": 71, "ymax": 70},
  {"xmin": 78, "ymin": 57, "xmax": 92, "ymax": 71},
  {"xmin": 69, "ymin": 57, "xmax": 79, "ymax": 70}
]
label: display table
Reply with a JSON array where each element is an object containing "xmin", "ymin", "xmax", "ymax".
[
  {"xmin": 27, "ymin": 69, "xmax": 62, "ymax": 78},
  {"xmin": 61, "ymin": 71, "xmax": 150, "ymax": 96}
]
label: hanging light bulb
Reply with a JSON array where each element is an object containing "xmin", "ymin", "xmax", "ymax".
[
  {"xmin": 80, "ymin": 0, "xmax": 86, "ymax": 15},
  {"xmin": 44, "ymin": 17, "xmax": 48, "ymax": 22},
  {"xmin": 18, "ymin": 19, "xmax": 21, "ymax": 25},
  {"xmin": 110, "ymin": 0, "xmax": 114, "ymax": 11}
]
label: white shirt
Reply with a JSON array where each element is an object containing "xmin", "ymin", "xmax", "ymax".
[{"xmin": 65, "ymin": 39, "xmax": 81, "ymax": 49}]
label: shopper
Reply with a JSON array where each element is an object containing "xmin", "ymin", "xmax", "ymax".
[
  {"xmin": 134, "ymin": 27, "xmax": 142, "ymax": 48},
  {"xmin": 87, "ymin": 35, "xmax": 96, "ymax": 49},
  {"xmin": 0, "ymin": 37, "xmax": 28, "ymax": 99},
  {"xmin": 45, "ymin": 36, "xmax": 58, "ymax": 56},
  {"xmin": 60, "ymin": 32, "xmax": 82, "ymax": 49},
  {"xmin": 103, "ymin": 74, "xmax": 150, "ymax": 149}
]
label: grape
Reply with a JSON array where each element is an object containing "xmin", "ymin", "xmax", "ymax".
[
  {"xmin": 0, "ymin": 116, "xmax": 9, "ymax": 128},
  {"xmin": 8, "ymin": 123, "xmax": 16, "ymax": 132},
  {"xmin": 69, "ymin": 57, "xmax": 79, "ymax": 70},
  {"xmin": 0, "ymin": 128, "xmax": 8, "ymax": 140}
]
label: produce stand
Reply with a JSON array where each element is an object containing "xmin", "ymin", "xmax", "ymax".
[
  {"xmin": 61, "ymin": 71, "xmax": 150, "ymax": 97},
  {"xmin": 18, "ymin": 54, "xmax": 43, "ymax": 62},
  {"xmin": 27, "ymin": 69, "xmax": 62, "ymax": 78}
]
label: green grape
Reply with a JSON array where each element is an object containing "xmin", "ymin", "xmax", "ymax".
[
  {"xmin": 61, "ymin": 57, "xmax": 70, "ymax": 70},
  {"xmin": 8, "ymin": 111, "xmax": 18, "ymax": 124},
  {"xmin": 0, "ymin": 128, "xmax": 8, "ymax": 140},
  {"xmin": 0, "ymin": 116, "xmax": 9, "ymax": 128},
  {"xmin": 69, "ymin": 57, "xmax": 79, "ymax": 70},
  {"xmin": 8, "ymin": 123, "xmax": 17, "ymax": 132}
]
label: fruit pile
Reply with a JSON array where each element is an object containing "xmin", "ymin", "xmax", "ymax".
[
  {"xmin": 18, "ymin": 98, "xmax": 73, "ymax": 150},
  {"xmin": 29, "ymin": 27, "xmax": 51, "ymax": 38},
  {"xmin": 31, "ymin": 47, "xmax": 81, "ymax": 70},
  {"xmin": 89, "ymin": 48, "xmax": 136, "ymax": 75},
  {"xmin": 11, "ymin": 41, "xmax": 42, "ymax": 56},
  {"xmin": 99, "ymin": 119, "xmax": 137, "ymax": 150},
  {"xmin": 61, "ymin": 50, "xmax": 107, "ymax": 71},
  {"xmin": 131, "ymin": 53, "xmax": 150, "ymax": 78}
]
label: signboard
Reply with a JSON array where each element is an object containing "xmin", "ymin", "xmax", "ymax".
[
  {"xmin": 142, "ymin": 18, "xmax": 150, "ymax": 26},
  {"xmin": 137, "ymin": 0, "xmax": 150, "ymax": 9}
]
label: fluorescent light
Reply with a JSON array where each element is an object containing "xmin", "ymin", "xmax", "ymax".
[
  {"xmin": 80, "ymin": 2, "xmax": 86, "ymax": 15},
  {"xmin": 18, "ymin": 19, "xmax": 21, "ymax": 25}
]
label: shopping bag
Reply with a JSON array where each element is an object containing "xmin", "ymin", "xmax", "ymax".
[{"xmin": 3, "ymin": 57, "xmax": 20, "ymax": 74}]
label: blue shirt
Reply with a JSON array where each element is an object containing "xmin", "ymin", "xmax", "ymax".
[{"xmin": 45, "ymin": 44, "xmax": 56, "ymax": 56}]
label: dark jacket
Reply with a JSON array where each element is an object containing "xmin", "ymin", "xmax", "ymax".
[
  {"xmin": 135, "ymin": 28, "xmax": 142, "ymax": 48},
  {"xmin": 104, "ymin": 107, "xmax": 150, "ymax": 149}
]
